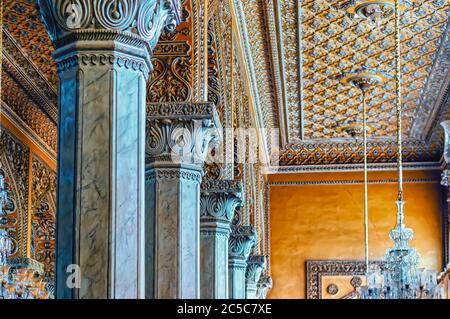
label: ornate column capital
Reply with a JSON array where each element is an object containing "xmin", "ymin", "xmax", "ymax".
[
  {"xmin": 441, "ymin": 120, "xmax": 450, "ymax": 165},
  {"xmin": 245, "ymin": 255, "xmax": 267, "ymax": 286},
  {"xmin": 229, "ymin": 225, "xmax": 257, "ymax": 260},
  {"xmin": 146, "ymin": 102, "xmax": 222, "ymax": 167},
  {"xmin": 38, "ymin": 0, "xmax": 181, "ymax": 47},
  {"xmin": 257, "ymin": 275, "xmax": 273, "ymax": 299},
  {"xmin": 200, "ymin": 180, "xmax": 243, "ymax": 224},
  {"xmin": 38, "ymin": 0, "xmax": 181, "ymax": 74}
]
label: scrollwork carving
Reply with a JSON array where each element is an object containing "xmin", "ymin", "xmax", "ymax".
[
  {"xmin": 200, "ymin": 180, "xmax": 242, "ymax": 223},
  {"xmin": 146, "ymin": 102, "xmax": 221, "ymax": 165},
  {"xmin": 38, "ymin": 0, "xmax": 181, "ymax": 49},
  {"xmin": 245, "ymin": 255, "xmax": 266, "ymax": 285},
  {"xmin": 229, "ymin": 225, "xmax": 257, "ymax": 260}
]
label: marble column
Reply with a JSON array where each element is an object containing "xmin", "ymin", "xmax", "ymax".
[
  {"xmin": 441, "ymin": 120, "xmax": 450, "ymax": 267},
  {"xmin": 245, "ymin": 255, "xmax": 266, "ymax": 299},
  {"xmin": 257, "ymin": 275, "xmax": 273, "ymax": 299},
  {"xmin": 38, "ymin": 0, "xmax": 181, "ymax": 299},
  {"xmin": 200, "ymin": 180, "xmax": 243, "ymax": 299},
  {"xmin": 228, "ymin": 225, "xmax": 257, "ymax": 299},
  {"xmin": 145, "ymin": 102, "xmax": 221, "ymax": 299}
]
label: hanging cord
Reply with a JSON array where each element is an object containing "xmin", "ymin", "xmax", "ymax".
[
  {"xmin": 362, "ymin": 89, "xmax": 369, "ymax": 273},
  {"xmin": 394, "ymin": 0, "xmax": 404, "ymax": 225}
]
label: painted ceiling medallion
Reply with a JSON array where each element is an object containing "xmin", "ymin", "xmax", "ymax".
[
  {"xmin": 339, "ymin": 69, "xmax": 389, "ymax": 92},
  {"xmin": 346, "ymin": 1, "xmax": 407, "ymax": 27},
  {"xmin": 336, "ymin": 123, "xmax": 376, "ymax": 137}
]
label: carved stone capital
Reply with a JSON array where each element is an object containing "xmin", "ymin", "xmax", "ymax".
[
  {"xmin": 257, "ymin": 275, "xmax": 273, "ymax": 299},
  {"xmin": 146, "ymin": 103, "xmax": 222, "ymax": 167},
  {"xmin": 442, "ymin": 120, "xmax": 450, "ymax": 164},
  {"xmin": 200, "ymin": 180, "xmax": 243, "ymax": 225},
  {"xmin": 38, "ymin": 1, "xmax": 181, "ymax": 74},
  {"xmin": 245, "ymin": 255, "xmax": 267, "ymax": 286},
  {"xmin": 38, "ymin": 0, "xmax": 181, "ymax": 48},
  {"xmin": 229, "ymin": 225, "xmax": 257, "ymax": 260}
]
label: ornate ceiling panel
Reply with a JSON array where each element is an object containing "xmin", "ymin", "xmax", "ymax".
[
  {"xmin": 300, "ymin": 0, "xmax": 449, "ymax": 140},
  {"xmin": 237, "ymin": 0, "xmax": 450, "ymax": 167}
]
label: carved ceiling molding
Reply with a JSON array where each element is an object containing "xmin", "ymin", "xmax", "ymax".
[
  {"xmin": 3, "ymin": 0, "xmax": 58, "ymax": 87},
  {"xmin": 1, "ymin": 71, "xmax": 58, "ymax": 153},
  {"xmin": 265, "ymin": 1, "xmax": 290, "ymax": 145},
  {"xmin": 306, "ymin": 260, "xmax": 385, "ymax": 299},
  {"xmin": 231, "ymin": 0, "xmax": 277, "ymax": 165},
  {"xmin": 409, "ymin": 18, "xmax": 450, "ymax": 140},
  {"xmin": 268, "ymin": 159, "xmax": 444, "ymax": 174},
  {"xmin": 2, "ymin": 30, "xmax": 57, "ymax": 123},
  {"xmin": 269, "ymin": 177, "xmax": 439, "ymax": 187},
  {"xmin": 279, "ymin": 138, "xmax": 441, "ymax": 166}
]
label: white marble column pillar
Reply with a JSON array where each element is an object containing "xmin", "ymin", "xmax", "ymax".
[
  {"xmin": 145, "ymin": 102, "xmax": 221, "ymax": 299},
  {"xmin": 228, "ymin": 225, "xmax": 257, "ymax": 299},
  {"xmin": 440, "ymin": 120, "xmax": 450, "ymax": 267},
  {"xmin": 37, "ymin": 0, "xmax": 181, "ymax": 299},
  {"xmin": 245, "ymin": 255, "xmax": 266, "ymax": 299},
  {"xmin": 200, "ymin": 180, "xmax": 242, "ymax": 299}
]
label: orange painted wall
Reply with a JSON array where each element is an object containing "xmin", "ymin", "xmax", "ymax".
[{"xmin": 268, "ymin": 170, "xmax": 444, "ymax": 299}]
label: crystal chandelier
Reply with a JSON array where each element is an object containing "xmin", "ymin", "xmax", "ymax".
[
  {"xmin": 347, "ymin": 0, "xmax": 446, "ymax": 299},
  {"xmin": 0, "ymin": 170, "xmax": 49, "ymax": 299}
]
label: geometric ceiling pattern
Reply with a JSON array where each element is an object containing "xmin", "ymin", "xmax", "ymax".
[
  {"xmin": 235, "ymin": 0, "xmax": 450, "ymax": 167},
  {"xmin": 301, "ymin": 0, "xmax": 449, "ymax": 139}
]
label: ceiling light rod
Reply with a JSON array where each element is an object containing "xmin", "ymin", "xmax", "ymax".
[{"xmin": 339, "ymin": 70, "xmax": 386, "ymax": 273}]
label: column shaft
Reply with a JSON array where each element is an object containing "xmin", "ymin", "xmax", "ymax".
[{"xmin": 145, "ymin": 102, "xmax": 220, "ymax": 299}]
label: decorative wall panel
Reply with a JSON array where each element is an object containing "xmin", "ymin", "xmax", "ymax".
[
  {"xmin": 148, "ymin": 0, "xmax": 193, "ymax": 102},
  {"xmin": 31, "ymin": 155, "xmax": 56, "ymax": 287},
  {"xmin": 0, "ymin": 127, "xmax": 30, "ymax": 257}
]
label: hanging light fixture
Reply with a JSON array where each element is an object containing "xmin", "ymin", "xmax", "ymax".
[
  {"xmin": 0, "ymin": 170, "xmax": 49, "ymax": 299},
  {"xmin": 344, "ymin": 0, "xmax": 447, "ymax": 299},
  {"xmin": 340, "ymin": 69, "xmax": 387, "ymax": 275}
]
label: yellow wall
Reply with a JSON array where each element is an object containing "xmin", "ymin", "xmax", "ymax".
[{"xmin": 268, "ymin": 170, "xmax": 443, "ymax": 299}]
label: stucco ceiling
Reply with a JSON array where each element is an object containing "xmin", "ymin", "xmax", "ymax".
[{"xmin": 236, "ymin": 0, "xmax": 450, "ymax": 168}]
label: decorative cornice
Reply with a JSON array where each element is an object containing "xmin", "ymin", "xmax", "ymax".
[
  {"xmin": 229, "ymin": 224, "xmax": 257, "ymax": 260},
  {"xmin": 441, "ymin": 120, "xmax": 450, "ymax": 164},
  {"xmin": 268, "ymin": 161, "xmax": 445, "ymax": 174},
  {"xmin": 200, "ymin": 179, "xmax": 243, "ymax": 223},
  {"xmin": 269, "ymin": 178, "xmax": 439, "ymax": 187}
]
